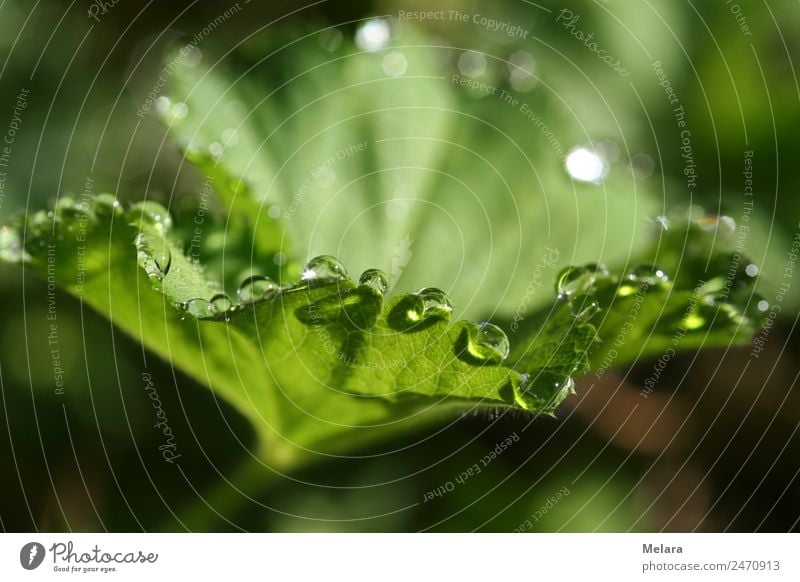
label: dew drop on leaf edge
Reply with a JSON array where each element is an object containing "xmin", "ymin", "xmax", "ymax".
[
  {"xmin": 128, "ymin": 201, "xmax": 173, "ymax": 235},
  {"xmin": 181, "ymin": 298, "xmax": 212, "ymax": 318},
  {"xmin": 135, "ymin": 232, "xmax": 172, "ymax": 279},
  {"xmin": 237, "ymin": 275, "xmax": 279, "ymax": 302},
  {"xmin": 417, "ymin": 287, "xmax": 453, "ymax": 320},
  {"xmin": 516, "ymin": 371, "xmax": 575, "ymax": 412},
  {"xmin": 301, "ymin": 255, "xmax": 348, "ymax": 283},
  {"xmin": 467, "ymin": 322, "xmax": 510, "ymax": 364},
  {"xmin": 358, "ymin": 268, "xmax": 389, "ymax": 294},
  {"xmin": 209, "ymin": 293, "xmax": 233, "ymax": 314}
]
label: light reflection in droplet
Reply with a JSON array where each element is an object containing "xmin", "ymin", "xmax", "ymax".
[
  {"xmin": 565, "ymin": 147, "xmax": 608, "ymax": 183},
  {"xmin": 355, "ymin": 19, "xmax": 390, "ymax": 52}
]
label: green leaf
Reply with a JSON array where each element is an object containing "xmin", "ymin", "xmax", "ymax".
[
  {"xmin": 506, "ymin": 217, "xmax": 764, "ymax": 374},
  {"xmin": 1, "ymin": 196, "xmax": 596, "ymax": 470},
  {"xmin": 158, "ymin": 25, "xmax": 662, "ymax": 319}
]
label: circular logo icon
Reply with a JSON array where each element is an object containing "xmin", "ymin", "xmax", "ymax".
[{"xmin": 19, "ymin": 542, "xmax": 46, "ymax": 570}]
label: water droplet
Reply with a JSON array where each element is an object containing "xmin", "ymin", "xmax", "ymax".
[
  {"xmin": 93, "ymin": 193, "xmax": 123, "ymax": 217},
  {"xmin": 745, "ymin": 263, "xmax": 759, "ymax": 277},
  {"xmin": 181, "ymin": 298, "xmax": 212, "ymax": 318},
  {"xmin": 569, "ymin": 295, "xmax": 600, "ymax": 322},
  {"xmin": 209, "ymin": 293, "xmax": 233, "ymax": 314},
  {"xmin": 629, "ymin": 264, "xmax": 669, "ymax": 286},
  {"xmin": 358, "ymin": 269, "xmax": 389, "ymax": 294},
  {"xmin": 135, "ymin": 232, "xmax": 172, "ymax": 281},
  {"xmin": 237, "ymin": 275, "xmax": 278, "ymax": 302},
  {"xmin": 516, "ymin": 371, "xmax": 575, "ymax": 413},
  {"xmin": 467, "ymin": 322, "xmax": 510, "ymax": 364},
  {"xmin": 417, "ymin": 287, "xmax": 453, "ymax": 320},
  {"xmin": 355, "ymin": 18, "xmax": 390, "ymax": 52},
  {"xmin": 556, "ymin": 264, "xmax": 606, "ymax": 301},
  {"xmin": 757, "ymin": 300, "xmax": 769, "ymax": 312},
  {"xmin": 565, "ymin": 146, "xmax": 608, "ymax": 183},
  {"xmin": 128, "ymin": 201, "xmax": 173, "ymax": 235},
  {"xmin": 302, "ymin": 255, "xmax": 348, "ymax": 283}
]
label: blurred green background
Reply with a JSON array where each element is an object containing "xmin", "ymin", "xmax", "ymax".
[{"xmin": 0, "ymin": 0, "xmax": 798, "ymax": 532}]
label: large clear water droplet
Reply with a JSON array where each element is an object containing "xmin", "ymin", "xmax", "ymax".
[
  {"xmin": 301, "ymin": 255, "xmax": 348, "ymax": 283},
  {"xmin": 128, "ymin": 201, "xmax": 173, "ymax": 235},
  {"xmin": 135, "ymin": 232, "xmax": 172, "ymax": 281},
  {"xmin": 209, "ymin": 293, "xmax": 233, "ymax": 314},
  {"xmin": 417, "ymin": 287, "xmax": 453, "ymax": 320},
  {"xmin": 556, "ymin": 264, "xmax": 606, "ymax": 301},
  {"xmin": 181, "ymin": 298, "xmax": 212, "ymax": 318},
  {"xmin": 237, "ymin": 275, "xmax": 278, "ymax": 302},
  {"xmin": 467, "ymin": 322, "xmax": 510, "ymax": 364},
  {"xmin": 516, "ymin": 371, "xmax": 575, "ymax": 412},
  {"xmin": 358, "ymin": 268, "xmax": 389, "ymax": 294}
]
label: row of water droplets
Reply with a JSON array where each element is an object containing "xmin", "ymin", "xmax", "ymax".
[
  {"xmin": 0, "ymin": 193, "xmax": 126, "ymax": 262},
  {"xmin": 555, "ymin": 253, "xmax": 763, "ymax": 332}
]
